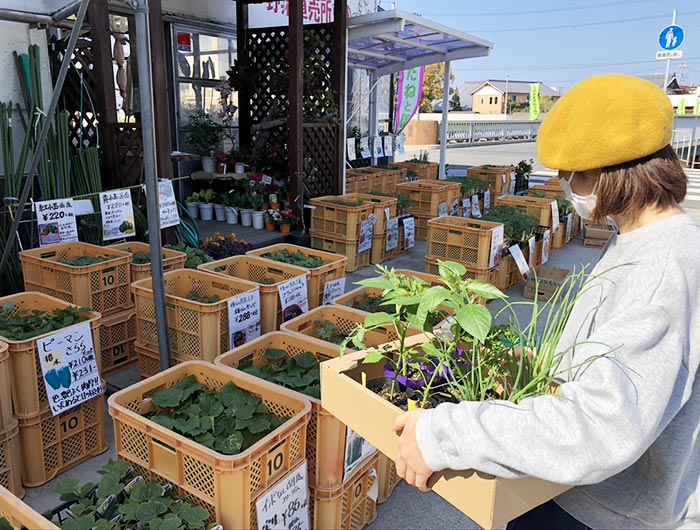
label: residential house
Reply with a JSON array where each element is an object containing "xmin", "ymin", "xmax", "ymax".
[{"xmin": 470, "ymin": 80, "xmax": 560, "ymax": 114}]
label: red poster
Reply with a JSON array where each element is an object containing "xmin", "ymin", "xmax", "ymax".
[{"xmin": 177, "ymin": 32, "xmax": 192, "ymax": 52}]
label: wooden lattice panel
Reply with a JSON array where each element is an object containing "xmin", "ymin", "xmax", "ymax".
[
  {"xmin": 303, "ymin": 123, "xmax": 338, "ymax": 198},
  {"xmin": 113, "ymin": 124, "xmax": 144, "ymax": 187}
]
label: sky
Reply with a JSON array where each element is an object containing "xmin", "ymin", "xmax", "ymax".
[{"xmin": 387, "ymin": 0, "xmax": 700, "ymax": 91}]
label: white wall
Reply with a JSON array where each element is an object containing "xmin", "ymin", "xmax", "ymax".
[
  {"xmin": 162, "ymin": 0, "xmax": 236, "ymax": 25},
  {"xmin": 473, "ymin": 85, "xmax": 501, "ymax": 97}
]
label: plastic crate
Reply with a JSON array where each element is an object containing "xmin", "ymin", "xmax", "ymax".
[
  {"xmin": 216, "ymin": 332, "xmax": 366, "ymax": 490},
  {"xmin": 551, "ymin": 221, "xmax": 568, "ymax": 250},
  {"xmin": 414, "ymin": 214, "xmax": 432, "ymax": 241},
  {"xmin": 20, "ymin": 242, "xmax": 132, "ymax": 316},
  {"xmin": 132, "ymin": 269, "xmax": 259, "ymax": 362},
  {"xmin": 427, "ymin": 217, "xmax": 504, "ymax": 269},
  {"xmin": 370, "ymin": 233, "xmax": 403, "ymax": 265},
  {"xmin": 467, "ymin": 165, "xmax": 514, "ymax": 196},
  {"xmin": 393, "ymin": 269, "xmax": 446, "ymax": 288},
  {"xmin": 332, "ymin": 286, "xmax": 384, "ymax": 312},
  {"xmin": 310, "ymin": 235, "xmax": 371, "ymax": 273},
  {"xmin": 310, "ymin": 453, "xmax": 379, "ymax": 530},
  {"xmin": 345, "ymin": 170, "xmax": 370, "ymax": 194},
  {"xmin": 99, "ymin": 309, "xmax": 137, "ymax": 376},
  {"xmin": 528, "ymin": 184, "xmax": 565, "ymax": 199},
  {"xmin": 352, "ymin": 193, "xmax": 397, "ymax": 235},
  {"xmin": 135, "ymin": 341, "xmax": 182, "ymax": 380},
  {"xmin": 495, "ymin": 195, "xmax": 556, "ymax": 228},
  {"xmin": 18, "ymin": 395, "xmax": 107, "ymax": 487},
  {"xmin": 496, "ymin": 247, "xmax": 530, "ymax": 292},
  {"xmin": 390, "ymin": 162, "xmax": 438, "ymax": 180},
  {"xmin": 0, "ymin": 423, "xmax": 23, "ymax": 499},
  {"xmin": 110, "ymin": 241, "xmax": 187, "ymax": 282},
  {"xmin": 247, "ymin": 244, "xmax": 348, "ymax": 310},
  {"xmin": 108, "ymin": 361, "xmax": 311, "ymax": 530},
  {"xmin": 0, "ymin": 293, "xmax": 101, "ymax": 418},
  {"xmin": 0, "ymin": 343, "xmax": 13, "ymax": 431},
  {"xmin": 396, "ymin": 181, "xmax": 450, "ymax": 217},
  {"xmin": 377, "ymin": 454, "xmax": 399, "ymax": 504},
  {"xmin": 309, "ymin": 196, "xmax": 374, "ymax": 240},
  {"xmin": 425, "ymin": 258, "xmax": 499, "ymax": 285},
  {"xmin": 281, "ymin": 305, "xmax": 414, "ymax": 349},
  {"xmin": 364, "ymin": 168, "xmax": 407, "ymax": 194},
  {"xmin": 198, "ymin": 256, "xmax": 310, "ymax": 334},
  {"xmin": 0, "ymin": 484, "xmax": 58, "ymax": 529}
]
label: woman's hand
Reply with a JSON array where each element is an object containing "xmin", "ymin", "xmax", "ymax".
[{"xmin": 393, "ymin": 410, "xmax": 433, "ymax": 492}]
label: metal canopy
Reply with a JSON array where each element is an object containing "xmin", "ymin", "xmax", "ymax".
[
  {"xmin": 0, "ymin": 0, "xmax": 82, "ymax": 23},
  {"xmin": 347, "ymin": 9, "xmax": 493, "ymax": 78}
]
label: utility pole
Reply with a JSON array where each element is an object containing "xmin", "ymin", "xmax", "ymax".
[
  {"xmin": 663, "ymin": 9, "xmax": 677, "ymax": 94},
  {"xmin": 504, "ymin": 73, "xmax": 509, "ymax": 118}
]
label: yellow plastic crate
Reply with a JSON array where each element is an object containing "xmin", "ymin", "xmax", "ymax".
[
  {"xmin": 427, "ymin": 217, "xmax": 504, "ymax": 269},
  {"xmin": 110, "ymin": 241, "xmax": 186, "ymax": 282},
  {"xmin": 99, "ymin": 309, "xmax": 138, "ymax": 376},
  {"xmin": 0, "ymin": 484, "xmax": 58, "ymax": 529}
]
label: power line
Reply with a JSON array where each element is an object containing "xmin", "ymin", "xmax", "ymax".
[
  {"xmin": 462, "ymin": 11, "xmax": 700, "ymax": 33},
  {"xmin": 420, "ymin": 0, "xmax": 659, "ymax": 18},
  {"xmin": 453, "ymin": 57, "xmax": 700, "ymax": 72}
]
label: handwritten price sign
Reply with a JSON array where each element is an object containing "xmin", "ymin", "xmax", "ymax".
[
  {"xmin": 228, "ymin": 291, "xmax": 262, "ymax": 349},
  {"xmin": 256, "ymin": 461, "xmax": 310, "ymax": 530}
]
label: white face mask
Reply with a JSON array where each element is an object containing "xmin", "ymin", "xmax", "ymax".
[{"xmin": 560, "ymin": 172, "xmax": 599, "ymax": 221}]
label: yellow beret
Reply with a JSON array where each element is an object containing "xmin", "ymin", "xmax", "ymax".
[{"xmin": 537, "ymin": 74, "xmax": 674, "ymax": 171}]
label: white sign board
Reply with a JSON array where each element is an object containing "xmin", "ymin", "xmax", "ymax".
[
  {"xmin": 158, "ymin": 180, "xmax": 181, "ymax": 229},
  {"xmin": 360, "ymin": 137, "xmax": 371, "ymax": 159},
  {"xmin": 450, "ymin": 200, "xmax": 459, "ymax": 217},
  {"xmin": 403, "ymin": 217, "xmax": 415, "ymax": 249},
  {"xmin": 462, "ymin": 198, "xmax": 471, "ymax": 218},
  {"xmin": 528, "ymin": 236, "xmax": 536, "ymax": 268},
  {"xmin": 657, "ymin": 50, "xmax": 683, "ymax": 60},
  {"xmin": 359, "ymin": 220, "xmax": 374, "ymax": 254},
  {"xmin": 372, "ymin": 136, "xmax": 384, "ymax": 158},
  {"xmin": 438, "ymin": 202, "xmax": 448, "ymax": 218},
  {"xmin": 256, "ymin": 461, "xmax": 310, "ymax": 530},
  {"xmin": 509, "ymin": 244, "xmax": 530, "ymax": 278},
  {"xmin": 343, "ymin": 429, "xmax": 377, "ymax": 481},
  {"xmin": 483, "ymin": 190, "xmax": 491, "ymax": 213},
  {"xmin": 565, "ymin": 213, "xmax": 573, "ymax": 242},
  {"xmin": 386, "ymin": 217, "xmax": 399, "ymax": 251},
  {"xmin": 278, "ymin": 277, "xmax": 309, "ymax": 322},
  {"xmin": 323, "ymin": 278, "xmax": 346, "ymax": 306},
  {"xmin": 100, "ymin": 189, "xmax": 135, "ymax": 241},
  {"xmin": 36, "ymin": 199, "xmax": 79, "ymax": 247},
  {"xmin": 228, "ymin": 291, "xmax": 262, "ymax": 349},
  {"xmin": 550, "ymin": 201, "xmax": 560, "ymax": 233},
  {"xmin": 471, "ymin": 195, "xmax": 482, "ymax": 219},
  {"xmin": 542, "ymin": 229, "xmax": 551, "ymax": 264},
  {"xmin": 250, "ymin": 0, "xmax": 378, "ymax": 28},
  {"xmin": 38, "ymin": 322, "xmax": 104, "ymax": 416},
  {"xmin": 489, "ymin": 225, "xmax": 504, "ymax": 269},
  {"xmin": 383, "ymin": 135, "xmax": 393, "ymax": 155},
  {"xmin": 346, "ymin": 138, "xmax": 357, "ymax": 161}
]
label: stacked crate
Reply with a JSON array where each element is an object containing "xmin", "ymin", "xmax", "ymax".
[
  {"xmin": 0, "ymin": 293, "xmax": 107, "ymax": 489},
  {"xmin": 309, "ymin": 195, "xmax": 375, "ymax": 272},
  {"xmin": 391, "ymin": 161, "xmax": 439, "ymax": 180},
  {"xmin": 467, "ymin": 165, "xmax": 515, "ymax": 197},
  {"xmin": 396, "ymin": 181, "xmax": 462, "ymax": 240},
  {"xmin": 528, "ymin": 182, "xmax": 580, "ymax": 247},
  {"xmin": 425, "ymin": 217, "xmax": 503, "ymax": 290},
  {"xmin": 215, "ymin": 333, "xmax": 382, "ymax": 528},
  {"xmin": 346, "ymin": 167, "xmax": 408, "ymax": 194}
]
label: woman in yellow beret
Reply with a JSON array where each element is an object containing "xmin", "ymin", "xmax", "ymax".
[{"xmin": 392, "ymin": 74, "xmax": 700, "ymax": 529}]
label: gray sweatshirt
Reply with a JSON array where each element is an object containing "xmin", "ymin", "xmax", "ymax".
[{"xmin": 416, "ymin": 213, "xmax": 700, "ymax": 529}]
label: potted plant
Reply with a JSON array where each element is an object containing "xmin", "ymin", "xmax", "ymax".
[
  {"xmin": 185, "ymin": 192, "xmax": 200, "ymax": 219},
  {"xmin": 213, "ymin": 194, "xmax": 227, "ymax": 222},
  {"xmin": 183, "ymin": 111, "xmax": 225, "ymax": 173},
  {"xmin": 214, "ymin": 151, "xmax": 229, "ymax": 174},
  {"xmin": 198, "ymin": 189, "xmax": 217, "ymax": 221},
  {"xmin": 263, "ymin": 209, "xmax": 280, "ymax": 231},
  {"xmin": 278, "ymin": 209, "xmax": 298, "ymax": 234},
  {"xmin": 249, "ymin": 184, "xmax": 266, "ymax": 230},
  {"xmin": 220, "ymin": 193, "xmax": 239, "ymax": 225}
]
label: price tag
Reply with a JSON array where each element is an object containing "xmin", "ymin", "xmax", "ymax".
[
  {"xmin": 462, "ymin": 198, "xmax": 471, "ymax": 218},
  {"xmin": 323, "ymin": 278, "xmax": 346, "ymax": 305},
  {"xmin": 403, "ymin": 217, "xmax": 415, "ymax": 249},
  {"xmin": 358, "ymin": 220, "xmax": 374, "ymax": 254},
  {"xmin": 528, "ymin": 236, "xmax": 536, "ymax": 268},
  {"xmin": 471, "ymin": 195, "xmax": 482, "ymax": 218},
  {"xmin": 550, "ymin": 201, "xmax": 560, "ymax": 233},
  {"xmin": 256, "ymin": 461, "xmax": 310, "ymax": 530},
  {"xmin": 509, "ymin": 244, "xmax": 530, "ymax": 278},
  {"xmin": 278, "ymin": 277, "xmax": 309, "ymax": 322},
  {"xmin": 100, "ymin": 189, "xmax": 136, "ymax": 241},
  {"xmin": 438, "ymin": 202, "xmax": 448, "ymax": 217},
  {"xmin": 396, "ymin": 135, "xmax": 406, "ymax": 155},
  {"xmin": 343, "ymin": 429, "xmax": 377, "ymax": 481},
  {"xmin": 228, "ymin": 291, "xmax": 262, "ymax": 349},
  {"xmin": 383, "ymin": 135, "xmax": 393, "ymax": 155},
  {"xmin": 565, "ymin": 213, "xmax": 573, "ymax": 242},
  {"xmin": 542, "ymin": 229, "xmax": 551, "ymax": 264},
  {"xmin": 262, "ymin": 175, "xmax": 273, "ymax": 185},
  {"xmin": 450, "ymin": 200, "xmax": 459, "ymax": 216},
  {"xmin": 36, "ymin": 199, "xmax": 79, "ymax": 247},
  {"xmin": 373, "ymin": 136, "xmax": 384, "ymax": 158},
  {"xmin": 360, "ymin": 137, "xmax": 371, "ymax": 159},
  {"xmin": 269, "ymin": 194, "xmax": 278, "ymax": 205},
  {"xmin": 158, "ymin": 180, "xmax": 180, "ymax": 229},
  {"xmin": 346, "ymin": 138, "xmax": 357, "ymax": 161},
  {"xmin": 483, "ymin": 190, "xmax": 491, "ymax": 213},
  {"xmin": 38, "ymin": 322, "xmax": 104, "ymax": 416},
  {"xmin": 509, "ymin": 179, "xmax": 516, "ymax": 195},
  {"xmin": 386, "ymin": 217, "xmax": 399, "ymax": 251},
  {"xmin": 489, "ymin": 225, "xmax": 504, "ymax": 268}
]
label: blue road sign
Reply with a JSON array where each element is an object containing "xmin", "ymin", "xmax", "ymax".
[{"xmin": 659, "ymin": 25, "xmax": 684, "ymax": 50}]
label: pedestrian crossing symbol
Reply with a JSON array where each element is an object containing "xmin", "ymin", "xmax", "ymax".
[{"xmin": 659, "ymin": 25, "xmax": 684, "ymax": 51}]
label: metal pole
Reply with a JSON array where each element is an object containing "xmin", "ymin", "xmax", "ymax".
[
  {"xmin": 663, "ymin": 9, "xmax": 677, "ymax": 95},
  {"xmin": 0, "ymin": 0, "xmax": 91, "ymax": 278},
  {"xmin": 134, "ymin": 0, "xmax": 171, "ymax": 369},
  {"xmin": 439, "ymin": 61, "xmax": 451, "ymax": 180},
  {"xmin": 369, "ymin": 71, "xmax": 378, "ymax": 166},
  {"xmin": 504, "ymin": 73, "xmax": 509, "ymax": 117}
]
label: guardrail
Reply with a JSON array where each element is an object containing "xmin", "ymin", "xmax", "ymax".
[{"xmin": 445, "ymin": 120, "xmax": 542, "ymax": 143}]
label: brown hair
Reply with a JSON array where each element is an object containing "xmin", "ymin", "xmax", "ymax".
[{"xmin": 594, "ymin": 144, "xmax": 687, "ymax": 222}]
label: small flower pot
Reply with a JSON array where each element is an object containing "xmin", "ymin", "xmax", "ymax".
[
  {"xmin": 252, "ymin": 211, "xmax": 265, "ymax": 230},
  {"xmin": 240, "ymin": 209, "xmax": 253, "ymax": 227},
  {"xmin": 279, "ymin": 224, "xmax": 292, "ymax": 234},
  {"xmin": 186, "ymin": 202, "xmax": 199, "ymax": 219},
  {"xmin": 201, "ymin": 156, "xmax": 216, "ymax": 173},
  {"xmin": 216, "ymin": 162, "xmax": 227, "ymax": 174},
  {"xmin": 199, "ymin": 202, "xmax": 214, "ymax": 221},
  {"xmin": 265, "ymin": 222, "xmax": 276, "ymax": 232},
  {"xmin": 235, "ymin": 163, "xmax": 246, "ymax": 174},
  {"xmin": 214, "ymin": 204, "xmax": 226, "ymax": 222},
  {"xmin": 225, "ymin": 207, "xmax": 239, "ymax": 225}
]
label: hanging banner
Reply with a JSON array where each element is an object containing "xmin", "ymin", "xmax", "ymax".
[
  {"xmin": 694, "ymin": 98, "xmax": 700, "ymax": 116},
  {"xmin": 158, "ymin": 180, "xmax": 180, "ymax": 229},
  {"xmin": 678, "ymin": 97, "xmax": 686, "ymax": 116},
  {"xmin": 529, "ymin": 83, "xmax": 541, "ymax": 121},
  {"xmin": 100, "ymin": 190, "xmax": 135, "ymax": 241},
  {"xmin": 394, "ymin": 67, "xmax": 426, "ymax": 134},
  {"xmin": 36, "ymin": 199, "xmax": 79, "ymax": 247},
  {"xmin": 38, "ymin": 321, "xmax": 104, "ymax": 416},
  {"xmin": 278, "ymin": 277, "xmax": 309, "ymax": 322},
  {"xmin": 403, "ymin": 217, "xmax": 415, "ymax": 249},
  {"xmin": 228, "ymin": 291, "xmax": 262, "ymax": 349}
]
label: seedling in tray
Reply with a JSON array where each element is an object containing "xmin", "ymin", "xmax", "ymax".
[
  {"xmin": 186, "ymin": 291, "xmax": 221, "ymax": 304},
  {"xmin": 0, "ymin": 303, "xmax": 91, "ymax": 341},
  {"xmin": 261, "ymin": 249, "xmax": 329, "ymax": 269},
  {"xmin": 311, "ymin": 319, "xmax": 351, "ymax": 346},
  {"xmin": 58, "ymin": 252, "xmax": 115, "ymax": 267},
  {"xmin": 239, "ymin": 349, "xmax": 321, "ymax": 399}
]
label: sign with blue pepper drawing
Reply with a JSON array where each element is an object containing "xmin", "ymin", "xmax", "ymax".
[{"xmin": 37, "ymin": 321, "xmax": 104, "ymax": 416}]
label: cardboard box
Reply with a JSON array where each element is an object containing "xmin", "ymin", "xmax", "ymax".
[
  {"xmin": 320, "ymin": 348, "xmax": 570, "ymax": 530},
  {"xmin": 523, "ymin": 267, "xmax": 570, "ymax": 300}
]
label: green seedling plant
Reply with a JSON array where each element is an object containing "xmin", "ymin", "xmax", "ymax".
[
  {"xmin": 311, "ymin": 320, "xmax": 349, "ymax": 346},
  {"xmin": 239, "ymin": 349, "xmax": 321, "ymax": 399},
  {"xmin": 50, "ymin": 459, "xmax": 211, "ymax": 530},
  {"xmin": 147, "ymin": 376, "xmax": 288, "ymax": 455},
  {"xmin": 59, "ymin": 252, "xmax": 113, "ymax": 267},
  {"xmin": 165, "ymin": 244, "xmax": 213, "ymax": 269},
  {"xmin": 261, "ymin": 249, "xmax": 329, "ymax": 269},
  {"xmin": 186, "ymin": 291, "xmax": 221, "ymax": 304},
  {"xmin": 0, "ymin": 304, "xmax": 91, "ymax": 341},
  {"xmin": 483, "ymin": 205, "xmax": 540, "ymax": 246},
  {"xmin": 324, "ymin": 198, "xmax": 365, "ymax": 207}
]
